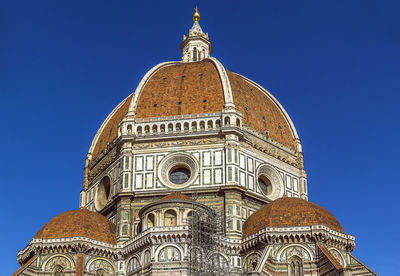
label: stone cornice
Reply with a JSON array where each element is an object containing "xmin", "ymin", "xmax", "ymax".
[
  {"xmin": 17, "ymin": 237, "xmax": 118, "ymax": 264},
  {"xmin": 241, "ymin": 225, "xmax": 355, "ymax": 252},
  {"xmin": 121, "ymin": 226, "xmax": 190, "ymax": 257}
]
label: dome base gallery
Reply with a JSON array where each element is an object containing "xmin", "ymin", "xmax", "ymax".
[{"xmin": 13, "ymin": 9, "xmax": 376, "ymax": 276}]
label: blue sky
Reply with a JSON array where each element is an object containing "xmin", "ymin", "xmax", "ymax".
[{"xmin": 1, "ymin": 1, "xmax": 399, "ymax": 274}]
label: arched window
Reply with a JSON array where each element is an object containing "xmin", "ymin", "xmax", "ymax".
[
  {"xmin": 144, "ymin": 125, "xmax": 150, "ymax": 134},
  {"xmin": 147, "ymin": 213, "xmax": 155, "ymax": 228},
  {"xmin": 207, "ymin": 120, "xmax": 213, "ymax": 129},
  {"xmin": 127, "ymin": 257, "xmax": 141, "ymax": 273},
  {"xmin": 152, "ymin": 124, "xmax": 158, "ymax": 134},
  {"xmin": 168, "ymin": 123, "xmax": 173, "ymax": 132},
  {"xmin": 246, "ymin": 254, "xmax": 259, "ymax": 272},
  {"xmin": 191, "ymin": 121, "xmax": 197, "ymax": 131},
  {"xmin": 184, "ymin": 122, "xmax": 189, "ymax": 131},
  {"xmin": 216, "ymin": 119, "xmax": 221, "ymax": 128},
  {"xmin": 236, "ymin": 118, "xmax": 241, "ymax": 127},
  {"xmin": 288, "ymin": 257, "xmax": 303, "ymax": 276},
  {"xmin": 224, "ymin": 117, "xmax": 230, "ymax": 126},
  {"xmin": 137, "ymin": 126, "xmax": 142, "ymax": 135},
  {"xmin": 175, "ymin": 123, "xmax": 181, "ymax": 132},
  {"xmin": 53, "ymin": 265, "xmax": 64, "ymax": 276},
  {"xmin": 199, "ymin": 121, "xmax": 205, "ymax": 129},
  {"xmin": 143, "ymin": 250, "xmax": 151, "ymax": 265},
  {"xmin": 193, "ymin": 47, "xmax": 197, "ymax": 61},
  {"xmin": 158, "ymin": 246, "xmax": 181, "ymax": 262},
  {"xmin": 127, "ymin": 125, "xmax": 132, "ymax": 134},
  {"xmin": 160, "ymin": 124, "xmax": 165, "ymax": 133},
  {"xmin": 164, "ymin": 209, "xmax": 177, "ymax": 226}
]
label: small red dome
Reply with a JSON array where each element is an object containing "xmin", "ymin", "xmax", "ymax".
[
  {"xmin": 34, "ymin": 209, "xmax": 116, "ymax": 244},
  {"xmin": 243, "ymin": 197, "xmax": 344, "ymax": 238},
  {"xmin": 159, "ymin": 192, "xmax": 192, "ymax": 202}
]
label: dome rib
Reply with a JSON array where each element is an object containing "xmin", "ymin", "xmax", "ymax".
[
  {"xmin": 89, "ymin": 93, "xmax": 133, "ymax": 160},
  {"xmin": 128, "ymin": 61, "xmax": 178, "ymax": 116},
  {"xmin": 134, "ymin": 59, "xmax": 225, "ymax": 119},
  {"xmin": 208, "ymin": 57, "xmax": 235, "ymax": 107},
  {"xmin": 228, "ymin": 71, "xmax": 298, "ymax": 150}
]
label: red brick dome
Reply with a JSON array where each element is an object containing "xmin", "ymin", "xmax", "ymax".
[
  {"xmin": 34, "ymin": 209, "xmax": 116, "ymax": 244},
  {"xmin": 243, "ymin": 197, "xmax": 344, "ymax": 238},
  {"xmin": 89, "ymin": 59, "xmax": 299, "ymax": 160}
]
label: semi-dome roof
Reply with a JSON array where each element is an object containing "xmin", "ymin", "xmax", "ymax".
[
  {"xmin": 159, "ymin": 191, "xmax": 192, "ymax": 202},
  {"xmin": 34, "ymin": 209, "xmax": 116, "ymax": 244},
  {"xmin": 89, "ymin": 59, "xmax": 299, "ymax": 160},
  {"xmin": 242, "ymin": 197, "xmax": 344, "ymax": 238}
]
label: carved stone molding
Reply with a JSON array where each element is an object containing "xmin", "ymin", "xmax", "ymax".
[
  {"xmin": 242, "ymin": 131, "xmax": 300, "ymax": 168},
  {"xmin": 88, "ymin": 147, "xmax": 119, "ymax": 183},
  {"xmin": 132, "ymin": 137, "xmax": 223, "ymax": 150},
  {"xmin": 255, "ymin": 164, "xmax": 284, "ymax": 200}
]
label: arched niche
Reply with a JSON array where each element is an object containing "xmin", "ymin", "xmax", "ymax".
[
  {"xmin": 164, "ymin": 209, "xmax": 177, "ymax": 226},
  {"xmin": 95, "ymin": 176, "xmax": 111, "ymax": 211}
]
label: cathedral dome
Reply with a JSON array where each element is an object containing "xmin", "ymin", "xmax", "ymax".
[
  {"xmin": 34, "ymin": 209, "xmax": 116, "ymax": 244},
  {"xmin": 89, "ymin": 59, "xmax": 300, "ymax": 160},
  {"xmin": 242, "ymin": 197, "xmax": 344, "ymax": 238}
]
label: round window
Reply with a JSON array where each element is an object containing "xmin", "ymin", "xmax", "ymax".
[
  {"xmin": 256, "ymin": 164, "xmax": 284, "ymax": 199},
  {"xmin": 258, "ymin": 175, "xmax": 272, "ymax": 196},
  {"xmin": 158, "ymin": 152, "xmax": 199, "ymax": 188},
  {"xmin": 169, "ymin": 166, "xmax": 191, "ymax": 185}
]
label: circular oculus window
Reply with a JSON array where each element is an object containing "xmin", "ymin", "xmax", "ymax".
[
  {"xmin": 158, "ymin": 152, "xmax": 199, "ymax": 188},
  {"xmin": 169, "ymin": 166, "xmax": 191, "ymax": 185},
  {"xmin": 256, "ymin": 164, "xmax": 284, "ymax": 199}
]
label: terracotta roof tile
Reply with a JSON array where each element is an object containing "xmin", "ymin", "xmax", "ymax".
[
  {"xmin": 228, "ymin": 71, "xmax": 296, "ymax": 149},
  {"xmin": 34, "ymin": 209, "xmax": 116, "ymax": 244},
  {"xmin": 159, "ymin": 192, "xmax": 192, "ymax": 202},
  {"xmin": 242, "ymin": 197, "xmax": 344, "ymax": 238},
  {"xmin": 135, "ymin": 60, "xmax": 225, "ymax": 118},
  {"xmin": 318, "ymin": 244, "xmax": 343, "ymax": 270},
  {"xmin": 90, "ymin": 60, "xmax": 298, "ymax": 161},
  {"xmin": 92, "ymin": 94, "xmax": 133, "ymax": 159},
  {"xmin": 12, "ymin": 256, "xmax": 37, "ymax": 276}
]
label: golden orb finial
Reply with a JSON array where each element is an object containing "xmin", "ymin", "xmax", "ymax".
[{"xmin": 193, "ymin": 8, "xmax": 200, "ymax": 22}]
